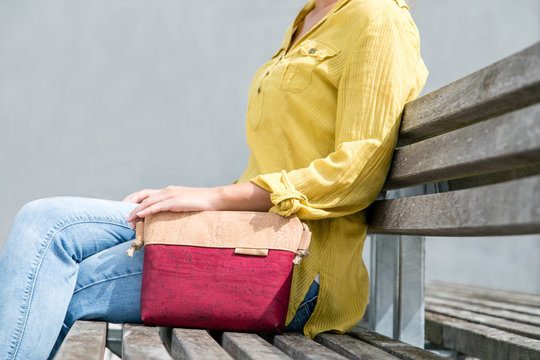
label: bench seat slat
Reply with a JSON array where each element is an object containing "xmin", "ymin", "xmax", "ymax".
[
  {"xmin": 274, "ymin": 332, "xmax": 348, "ymax": 360},
  {"xmin": 171, "ymin": 329, "xmax": 232, "ymax": 360},
  {"xmin": 122, "ymin": 324, "xmax": 172, "ymax": 360},
  {"xmin": 348, "ymin": 327, "xmax": 445, "ymax": 360},
  {"xmin": 368, "ymin": 174, "xmax": 540, "ymax": 236},
  {"xmin": 222, "ymin": 332, "xmax": 291, "ymax": 360},
  {"xmin": 54, "ymin": 320, "xmax": 107, "ymax": 360},
  {"xmin": 426, "ymin": 303, "xmax": 540, "ymax": 339},
  {"xmin": 426, "ymin": 296, "xmax": 540, "ymax": 327},
  {"xmin": 425, "ymin": 287, "xmax": 540, "ymax": 317},
  {"xmin": 398, "ymin": 41, "xmax": 540, "ymax": 146},
  {"xmin": 426, "ymin": 312, "xmax": 540, "ymax": 360},
  {"xmin": 315, "ymin": 333, "xmax": 401, "ymax": 360},
  {"xmin": 383, "ymin": 103, "xmax": 540, "ymax": 190},
  {"xmin": 427, "ymin": 282, "xmax": 540, "ymax": 307}
]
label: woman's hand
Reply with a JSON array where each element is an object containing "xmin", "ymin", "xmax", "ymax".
[
  {"xmin": 124, "ymin": 182, "xmax": 273, "ymax": 229},
  {"xmin": 125, "ymin": 186, "xmax": 221, "ymax": 229},
  {"xmin": 123, "ymin": 189, "xmax": 161, "ymax": 204}
]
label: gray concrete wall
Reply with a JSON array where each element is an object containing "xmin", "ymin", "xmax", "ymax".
[{"xmin": 1, "ymin": 0, "xmax": 539, "ymax": 292}]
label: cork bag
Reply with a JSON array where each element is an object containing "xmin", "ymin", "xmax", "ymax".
[{"xmin": 127, "ymin": 211, "xmax": 311, "ymax": 333}]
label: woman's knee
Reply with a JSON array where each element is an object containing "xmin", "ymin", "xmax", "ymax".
[{"xmin": 15, "ymin": 197, "xmax": 67, "ymax": 223}]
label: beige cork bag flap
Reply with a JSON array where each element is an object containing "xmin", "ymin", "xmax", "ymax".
[{"xmin": 127, "ymin": 211, "xmax": 311, "ymax": 265}]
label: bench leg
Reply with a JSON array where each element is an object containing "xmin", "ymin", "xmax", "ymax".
[
  {"xmin": 368, "ymin": 234, "xmax": 399, "ymax": 338},
  {"xmin": 365, "ymin": 185, "xmax": 429, "ymax": 348},
  {"xmin": 397, "ymin": 235, "xmax": 425, "ymax": 348},
  {"xmin": 367, "ymin": 234, "xmax": 425, "ymax": 348}
]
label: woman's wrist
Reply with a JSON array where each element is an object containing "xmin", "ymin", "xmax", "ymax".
[{"xmin": 214, "ymin": 182, "xmax": 273, "ymax": 212}]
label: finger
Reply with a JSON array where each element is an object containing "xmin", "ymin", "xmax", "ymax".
[
  {"xmin": 129, "ymin": 218, "xmax": 139, "ymax": 230},
  {"xmin": 126, "ymin": 192, "xmax": 171, "ymax": 222},
  {"xmin": 123, "ymin": 191, "xmax": 144, "ymax": 203},
  {"xmin": 123, "ymin": 189, "xmax": 154, "ymax": 203},
  {"xmin": 136, "ymin": 199, "xmax": 178, "ymax": 218},
  {"xmin": 123, "ymin": 193, "xmax": 136, "ymax": 202}
]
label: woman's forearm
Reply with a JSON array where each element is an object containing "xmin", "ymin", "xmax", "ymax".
[
  {"xmin": 125, "ymin": 182, "xmax": 273, "ymax": 228},
  {"xmin": 215, "ymin": 182, "xmax": 273, "ymax": 212}
]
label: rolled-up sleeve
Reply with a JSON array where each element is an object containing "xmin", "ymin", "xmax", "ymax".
[{"xmin": 251, "ymin": 9, "xmax": 426, "ymax": 220}]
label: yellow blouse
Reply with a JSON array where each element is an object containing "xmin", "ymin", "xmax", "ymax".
[{"xmin": 237, "ymin": 0, "xmax": 428, "ymax": 338}]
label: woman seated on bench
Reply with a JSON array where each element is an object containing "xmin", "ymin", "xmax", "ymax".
[{"xmin": 0, "ymin": 0, "xmax": 427, "ymax": 358}]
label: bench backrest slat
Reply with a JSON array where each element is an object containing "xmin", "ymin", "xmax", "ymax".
[
  {"xmin": 384, "ymin": 102, "xmax": 540, "ymax": 190},
  {"xmin": 447, "ymin": 162, "xmax": 540, "ymax": 191},
  {"xmin": 368, "ymin": 174, "xmax": 540, "ymax": 236},
  {"xmin": 398, "ymin": 42, "xmax": 540, "ymax": 147}
]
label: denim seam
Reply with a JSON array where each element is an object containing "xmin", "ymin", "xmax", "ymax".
[
  {"xmin": 295, "ymin": 295, "xmax": 318, "ymax": 313},
  {"xmin": 9, "ymin": 217, "xmax": 132, "ymax": 360},
  {"xmin": 73, "ymin": 271, "xmax": 143, "ymax": 295}
]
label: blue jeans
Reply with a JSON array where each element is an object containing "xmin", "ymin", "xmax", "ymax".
[
  {"xmin": 0, "ymin": 197, "xmax": 318, "ymax": 360},
  {"xmin": 284, "ymin": 279, "xmax": 319, "ymax": 334}
]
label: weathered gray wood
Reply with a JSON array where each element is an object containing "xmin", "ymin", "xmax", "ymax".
[
  {"xmin": 158, "ymin": 327, "xmax": 173, "ymax": 354},
  {"xmin": 273, "ymin": 332, "xmax": 348, "ymax": 360},
  {"xmin": 221, "ymin": 332, "xmax": 291, "ymax": 360},
  {"xmin": 398, "ymin": 41, "xmax": 540, "ymax": 146},
  {"xmin": 426, "ymin": 303, "xmax": 540, "ymax": 339},
  {"xmin": 383, "ymin": 103, "xmax": 540, "ymax": 190},
  {"xmin": 428, "ymin": 282, "xmax": 540, "ymax": 307},
  {"xmin": 315, "ymin": 333, "xmax": 401, "ymax": 360},
  {"xmin": 425, "ymin": 312, "xmax": 540, "ymax": 360},
  {"xmin": 368, "ymin": 174, "xmax": 540, "ymax": 236},
  {"xmin": 122, "ymin": 324, "xmax": 172, "ymax": 360},
  {"xmin": 426, "ymin": 296, "xmax": 540, "ymax": 327},
  {"xmin": 54, "ymin": 320, "xmax": 107, "ymax": 360},
  {"xmin": 171, "ymin": 328, "xmax": 232, "ymax": 360},
  {"xmin": 447, "ymin": 163, "xmax": 540, "ymax": 191},
  {"xmin": 348, "ymin": 326, "xmax": 445, "ymax": 360},
  {"xmin": 425, "ymin": 287, "xmax": 540, "ymax": 317}
]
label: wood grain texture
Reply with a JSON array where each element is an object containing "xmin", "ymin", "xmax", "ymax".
[
  {"xmin": 425, "ymin": 288, "xmax": 540, "ymax": 317},
  {"xmin": 447, "ymin": 163, "xmax": 540, "ymax": 191},
  {"xmin": 273, "ymin": 333, "xmax": 348, "ymax": 360},
  {"xmin": 383, "ymin": 103, "xmax": 540, "ymax": 190},
  {"xmin": 122, "ymin": 324, "xmax": 172, "ymax": 360},
  {"xmin": 425, "ymin": 312, "xmax": 540, "ymax": 360},
  {"xmin": 348, "ymin": 326, "xmax": 445, "ymax": 360},
  {"xmin": 426, "ymin": 303, "xmax": 540, "ymax": 339},
  {"xmin": 54, "ymin": 320, "xmax": 106, "ymax": 360},
  {"xmin": 368, "ymin": 174, "xmax": 540, "ymax": 236},
  {"xmin": 315, "ymin": 333, "xmax": 400, "ymax": 360},
  {"xmin": 398, "ymin": 41, "xmax": 540, "ymax": 146},
  {"xmin": 428, "ymin": 282, "xmax": 540, "ymax": 307},
  {"xmin": 221, "ymin": 332, "xmax": 291, "ymax": 360},
  {"xmin": 170, "ymin": 329, "xmax": 232, "ymax": 360},
  {"xmin": 426, "ymin": 296, "xmax": 540, "ymax": 327}
]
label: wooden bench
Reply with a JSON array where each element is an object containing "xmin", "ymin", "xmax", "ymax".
[
  {"xmin": 55, "ymin": 321, "xmax": 446, "ymax": 360},
  {"xmin": 54, "ymin": 41, "xmax": 540, "ymax": 359},
  {"xmin": 424, "ymin": 282, "xmax": 540, "ymax": 359},
  {"xmin": 364, "ymin": 39, "xmax": 540, "ymax": 359}
]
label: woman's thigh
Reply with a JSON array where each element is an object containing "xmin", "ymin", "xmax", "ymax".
[
  {"xmin": 65, "ymin": 240, "xmax": 145, "ymax": 325},
  {"xmin": 0, "ymin": 197, "xmax": 138, "ymax": 360}
]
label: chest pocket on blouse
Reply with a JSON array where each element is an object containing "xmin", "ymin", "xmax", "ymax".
[{"xmin": 280, "ymin": 39, "xmax": 339, "ymax": 93}]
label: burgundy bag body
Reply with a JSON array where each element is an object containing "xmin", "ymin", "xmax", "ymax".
[{"xmin": 127, "ymin": 211, "xmax": 311, "ymax": 333}]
